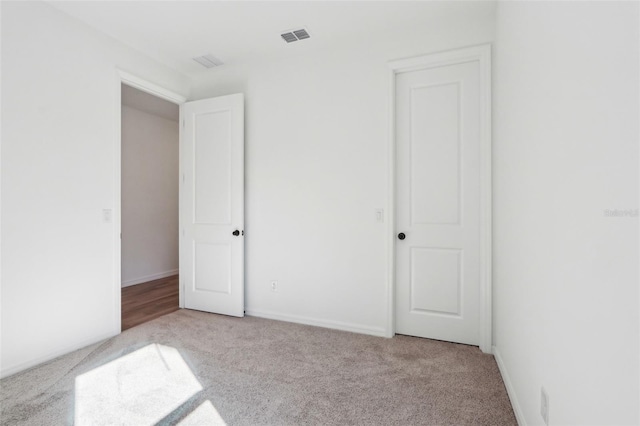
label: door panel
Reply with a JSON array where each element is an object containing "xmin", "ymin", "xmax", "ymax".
[
  {"xmin": 410, "ymin": 247, "xmax": 462, "ymax": 316},
  {"xmin": 410, "ymin": 82, "xmax": 461, "ymax": 226},
  {"xmin": 194, "ymin": 242, "xmax": 231, "ymax": 294},
  {"xmin": 194, "ymin": 110, "xmax": 232, "ymax": 224},
  {"xmin": 181, "ymin": 94, "xmax": 244, "ymax": 317},
  {"xmin": 396, "ymin": 61, "xmax": 480, "ymax": 345}
]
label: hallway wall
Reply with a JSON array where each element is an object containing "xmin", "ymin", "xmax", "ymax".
[{"xmin": 121, "ymin": 89, "xmax": 179, "ymax": 287}]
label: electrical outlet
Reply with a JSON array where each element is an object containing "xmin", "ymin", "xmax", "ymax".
[
  {"xmin": 541, "ymin": 387, "xmax": 549, "ymax": 425},
  {"xmin": 270, "ymin": 281, "xmax": 278, "ymax": 292},
  {"xmin": 102, "ymin": 208, "xmax": 112, "ymax": 224}
]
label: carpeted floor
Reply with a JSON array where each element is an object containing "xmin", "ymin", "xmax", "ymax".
[{"xmin": 0, "ymin": 310, "xmax": 516, "ymax": 425}]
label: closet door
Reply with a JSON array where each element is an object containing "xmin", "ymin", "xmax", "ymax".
[{"xmin": 395, "ymin": 51, "xmax": 486, "ymax": 346}]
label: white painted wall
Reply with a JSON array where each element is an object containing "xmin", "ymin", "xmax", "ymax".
[
  {"xmin": 0, "ymin": 1, "xmax": 190, "ymax": 377},
  {"xmin": 493, "ymin": 2, "xmax": 639, "ymax": 425},
  {"xmin": 121, "ymin": 101, "xmax": 179, "ymax": 287},
  {"xmin": 191, "ymin": 12, "xmax": 495, "ymax": 335}
]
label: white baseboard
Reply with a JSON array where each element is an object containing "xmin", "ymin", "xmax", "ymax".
[
  {"xmin": 245, "ymin": 309, "xmax": 387, "ymax": 338},
  {"xmin": 0, "ymin": 331, "xmax": 116, "ymax": 379},
  {"xmin": 121, "ymin": 269, "xmax": 178, "ymax": 287},
  {"xmin": 493, "ymin": 345, "xmax": 527, "ymax": 426}
]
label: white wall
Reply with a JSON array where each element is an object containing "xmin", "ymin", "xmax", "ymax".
[
  {"xmin": 121, "ymin": 102, "xmax": 179, "ymax": 287},
  {"xmin": 191, "ymin": 12, "xmax": 495, "ymax": 335},
  {"xmin": 493, "ymin": 2, "xmax": 639, "ymax": 425},
  {"xmin": 0, "ymin": 1, "xmax": 190, "ymax": 377}
]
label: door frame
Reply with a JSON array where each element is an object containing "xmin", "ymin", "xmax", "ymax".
[
  {"xmin": 113, "ymin": 69, "xmax": 187, "ymax": 334},
  {"xmin": 385, "ymin": 44, "xmax": 492, "ymax": 353}
]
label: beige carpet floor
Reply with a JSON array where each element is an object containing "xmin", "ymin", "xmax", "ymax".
[{"xmin": 1, "ymin": 309, "xmax": 516, "ymax": 425}]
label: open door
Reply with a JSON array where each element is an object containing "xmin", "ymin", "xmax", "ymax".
[{"xmin": 180, "ymin": 94, "xmax": 244, "ymax": 317}]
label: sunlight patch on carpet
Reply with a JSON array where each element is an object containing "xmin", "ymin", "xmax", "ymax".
[
  {"xmin": 178, "ymin": 400, "xmax": 227, "ymax": 425},
  {"xmin": 74, "ymin": 344, "xmax": 203, "ymax": 425}
]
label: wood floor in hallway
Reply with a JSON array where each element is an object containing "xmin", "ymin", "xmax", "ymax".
[{"xmin": 121, "ymin": 275, "xmax": 179, "ymax": 331}]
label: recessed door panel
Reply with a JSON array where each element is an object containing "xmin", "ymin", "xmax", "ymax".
[
  {"xmin": 410, "ymin": 248, "xmax": 461, "ymax": 316},
  {"xmin": 194, "ymin": 242, "xmax": 231, "ymax": 294},
  {"xmin": 410, "ymin": 83, "xmax": 461, "ymax": 226},
  {"xmin": 194, "ymin": 110, "xmax": 231, "ymax": 225}
]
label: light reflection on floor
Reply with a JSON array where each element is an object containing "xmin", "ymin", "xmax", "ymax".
[
  {"xmin": 74, "ymin": 343, "xmax": 225, "ymax": 425},
  {"xmin": 177, "ymin": 400, "xmax": 227, "ymax": 425}
]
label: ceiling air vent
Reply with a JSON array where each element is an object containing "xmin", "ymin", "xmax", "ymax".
[
  {"xmin": 281, "ymin": 28, "xmax": 311, "ymax": 43},
  {"xmin": 193, "ymin": 54, "xmax": 224, "ymax": 69}
]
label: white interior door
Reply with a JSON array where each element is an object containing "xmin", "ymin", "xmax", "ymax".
[
  {"xmin": 395, "ymin": 59, "xmax": 481, "ymax": 345},
  {"xmin": 180, "ymin": 94, "xmax": 244, "ymax": 317}
]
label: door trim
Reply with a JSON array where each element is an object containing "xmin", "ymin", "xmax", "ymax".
[
  {"xmin": 385, "ymin": 45, "xmax": 492, "ymax": 353},
  {"xmin": 113, "ymin": 69, "xmax": 186, "ymax": 335}
]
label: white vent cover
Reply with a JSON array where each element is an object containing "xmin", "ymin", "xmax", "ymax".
[
  {"xmin": 281, "ymin": 28, "xmax": 311, "ymax": 43},
  {"xmin": 193, "ymin": 54, "xmax": 224, "ymax": 68}
]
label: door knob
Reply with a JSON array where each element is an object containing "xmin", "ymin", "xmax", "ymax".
[
  {"xmin": 232, "ymin": 230, "xmax": 240, "ymax": 236},
  {"xmin": 398, "ymin": 232, "xmax": 406, "ymax": 240}
]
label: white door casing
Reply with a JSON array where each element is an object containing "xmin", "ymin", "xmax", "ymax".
[
  {"xmin": 389, "ymin": 45, "xmax": 492, "ymax": 351},
  {"xmin": 180, "ymin": 94, "xmax": 245, "ymax": 317}
]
